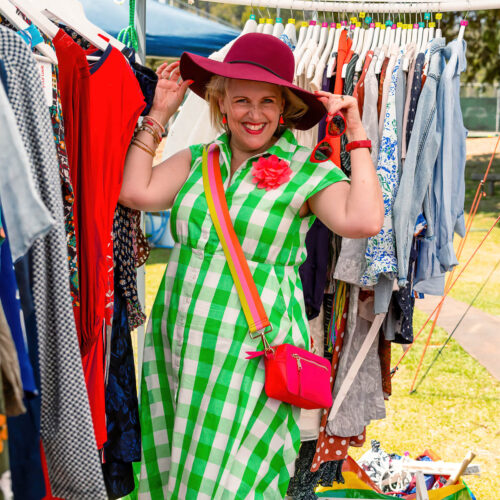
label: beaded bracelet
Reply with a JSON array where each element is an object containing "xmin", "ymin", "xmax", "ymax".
[{"xmin": 143, "ymin": 115, "xmax": 165, "ymax": 134}]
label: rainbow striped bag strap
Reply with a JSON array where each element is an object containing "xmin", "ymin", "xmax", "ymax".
[{"xmin": 202, "ymin": 144, "xmax": 272, "ymax": 341}]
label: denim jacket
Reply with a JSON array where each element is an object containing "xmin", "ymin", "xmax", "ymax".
[
  {"xmin": 413, "ymin": 39, "xmax": 468, "ymax": 294},
  {"xmin": 393, "ymin": 38, "xmax": 445, "ymax": 288}
]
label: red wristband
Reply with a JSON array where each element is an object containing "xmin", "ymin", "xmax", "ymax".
[{"xmin": 345, "ymin": 139, "xmax": 372, "ymax": 153}]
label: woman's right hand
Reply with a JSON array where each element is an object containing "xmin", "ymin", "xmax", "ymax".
[{"xmin": 149, "ymin": 61, "xmax": 193, "ymax": 126}]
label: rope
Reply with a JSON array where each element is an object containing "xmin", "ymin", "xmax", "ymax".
[
  {"xmin": 391, "ymin": 214, "xmax": 500, "ymax": 377},
  {"xmin": 411, "ymin": 257, "xmax": 500, "ymax": 393},
  {"xmin": 118, "ymin": 0, "xmax": 139, "ymax": 51},
  {"xmin": 406, "ymin": 135, "xmax": 500, "ymax": 390}
]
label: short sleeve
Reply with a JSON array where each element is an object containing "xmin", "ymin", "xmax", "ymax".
[
  {"xmin": 188, "ymin": 143, "xmax": 205, "ymax": 170},
  {"xmin": 305, "ymin": 159, "xmax": 349, "ymax": 201}
]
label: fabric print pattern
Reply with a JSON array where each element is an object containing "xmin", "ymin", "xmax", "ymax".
[
  {"xmin": 48, "ymin": 55, "xmax": 79, "ymax": 306},
  {"xmin": 113, "ymin": 204, "xmax": 146, "ymax": 331},
  {"xmin": 361, "ymin": 52, "xmax": 403, "ymax": 286}
]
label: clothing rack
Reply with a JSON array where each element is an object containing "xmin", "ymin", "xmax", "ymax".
[{"xmin": 198, "ymin": 0, "xmax": 500, "ymax": 12}]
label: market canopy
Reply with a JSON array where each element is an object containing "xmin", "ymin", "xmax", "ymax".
[{"xmin": 80, "ymin": 0, "xmax": 239, "ymax": 57}]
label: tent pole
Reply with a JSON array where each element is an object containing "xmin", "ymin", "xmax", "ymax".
[{"xmin": 136, "ymin": 0, "xmax": 147, "ymax": 63}]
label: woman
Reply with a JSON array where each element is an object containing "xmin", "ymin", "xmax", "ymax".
[{"xmin": 120, "ymin": 33, "xmax": 383, "ymax": 499}]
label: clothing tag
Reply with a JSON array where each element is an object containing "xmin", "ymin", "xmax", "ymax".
[
  {"xmin": 37, "ymin": 61, "xmax": 52, "ymax": 106},
  {"xmin": 435, "ymin": 13, "xmax": 443, "ymax": 20}
]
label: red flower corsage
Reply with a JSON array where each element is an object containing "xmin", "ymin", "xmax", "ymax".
[{"xmin": 251, "ymin": 155, "xmax": 292, "ymax": 191}]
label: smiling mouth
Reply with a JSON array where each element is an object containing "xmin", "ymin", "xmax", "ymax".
[{"xmin": 243, "ymin": 123, "xmax": 266, "ymax": 134}]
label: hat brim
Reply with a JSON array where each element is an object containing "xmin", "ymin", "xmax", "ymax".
[{"xmin": 180, "ymin": 51, "xmax": 326, "ymax": 131}]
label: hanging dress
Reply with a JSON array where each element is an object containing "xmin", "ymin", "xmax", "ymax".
[{"xmin": 135, "ymin": 129, "xmax": 348, "ymax": 499}]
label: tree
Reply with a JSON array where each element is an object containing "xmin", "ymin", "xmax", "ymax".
[{"xmin": 441, "ymin": 10, "xmax": 500, "ymax": 84}]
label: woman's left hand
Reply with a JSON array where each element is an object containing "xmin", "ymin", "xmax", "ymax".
[{"xmin": 313, "ymin": 91, "xmax": 365, "ymax": 140}]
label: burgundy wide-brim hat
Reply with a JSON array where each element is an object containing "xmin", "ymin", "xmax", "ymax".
[{"xmin": 179, "ymin": 33, "xmax": 326, "ymax": 131}]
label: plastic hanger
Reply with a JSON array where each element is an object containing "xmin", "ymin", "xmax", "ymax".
[
  {"xmin": 263, "ymin": 18, "xmax": 274, "ymax": 35},
  {"xmin": 0, "ymin": 0, "xmax": 57, "ymax": 63},
  {"xmin": 326, "ymin": 21, "xmax": 343, "ymax": 77},
  {"xmin": 272, "ymin": 16, "xmax": 284, "ymax": 37},
  {"xmin": 355, "ymin": 21, "xmax": 375, "ymax": 72},
  {"xmin": 297, "ymin": 20, "xmax": 320, "ymax": 77},
  {"xmin": 8, "ymin": 0, "xmax": 59, "ymax": 39},
  {"xmin": 282, "ymin": 18, "xmax": 297, "ymax": 46},
  {"xmin": 294, "ymin": 19, "xmax": 315, "ymax": 68},
  {"xmin": 241, "ymin": 13, "xmax": 258, "ymax": 35},
  {"xmin": 306, "ymin": 21, "xmax": 328, "ymax": 79},
  {"xmin": 369, "ymin": 20, "xmax": 380, "ymax": 51},
  {"xmin": 457, "ymin": 18, "xmax": 468, "ymax": 41},
  {"xmin": 311, "ymin": 22, "xmax": 335, "ymax": 90},
  {"xmin": 294, "ymin": 20, "xmax": 308, "ymax": 52},
  {"xmin": 12, "ymin": 0, "xmax": 130, "ymax": 58},
  {"xmin": 256, "ymin": 17, "xmax": 265, "ymax": 33}
]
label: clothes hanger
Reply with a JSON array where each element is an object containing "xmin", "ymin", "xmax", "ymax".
[
  {"xmin": 241, "ymin": 12, "xmax": 258, "ymax": 35},
  {"xmin": 272, "ymin": 16, "xmax": 285, "ymax": 37},
  {"xmin": 355, "ymin": 19, "xmax": 375, "ymax": 73},
  {"xmin": 0, "ymin": 0, "xmax": 57, "ymax": 63},
  {"xmin": 294, "ymin": 20, "xmax": 308, "ymax": 51},
  {"xmin": 283, "ymin": 17, "xmax": 297, "ymax": 46},
  {"xmin": 7, "ymin": 0, "xmax": 59, "ymax": 40},
  {"xmin": 326, "ymin": 20, "xmax": 343, "ymax": 77},
  {"xmin": 311, "ymin": 21, "xmax": 335, "ymax": 90},
  {"xmin": 294, "ymin": 18, "xmax": 315, "ymax": 68},
  {"xmin": 435, "ymin": 12, "xmax": 443, "ymax": 38},
  {"xmin": 256, "ymin": 15, "xmax": 265, "ymax": 33},
  {"xmin": 306, "ymin": 20, "xmax": 328, "ymax": 79},
  {"xmin": 12, "ymin": 0, "xmax": 132, "ymax": 61},
  {"xmin": 457, "ymin": 16, "xmax": 468, "ymax": 41},
  {"xmin": 369, "ymin": 14, "xmax": 380, "ymax": 51},
  {"xmin": 374, "ymin": 19, "xmax": 390, "ymax": 74},
  {"xmin": 416, "ymin": 11, "xmax": 425, "ymax": 53},
  {"xmin": 262, "ymin": 10, "xmax": 274, "ymax": 35},
  {"xmin": 297, "ymin": 17, "xmax": 320, "ymax": 77}
]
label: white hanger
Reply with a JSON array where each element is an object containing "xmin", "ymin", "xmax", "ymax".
[
  {"xmin": 241, "ymin": 13, "xmax": 258, "ymax": 35},
  {"xmin": 306, "ymin": 21, "xmax": 328, "ymax": 79},
  {"xmin": 311, "ymin": 22, "xmax": 335, "ymax": 90},
  {"xmin": 282, "ymin": 18, "xmax": 297, "ymax": 46},
  {"xmin": 0, "ymin": 0, "xmax": 58, "ymax": 63},
  {"xmin": 263, "ymin": 18, "xmax": 274, "ymax": 35},
  {"xmin": 428, "ymin": 24, "xmax": 435, "ymax": 42},
  {"xmin": 8, "ymin": 0, "xmax": 58, "ymax": 39},
  {"xmin": 297, "ymin": 20, "xmax": 320, "ymax": 77},
  {"xmin": 272, "ymin": 16, "xmax": 284, "ymax": 37},
  {"xmin": 294, "ymin": 20, "xmax": 307, "ymax": 51},
  {"xmin": 400, "ymin": 23, "xmax": 407, "ymax": 49},
  {"xmin": 326, "ymin": 22, "xmax": 342, "ymax": 77},
  {"xmin": 256, "ymin": 17, "xmax": 265, "ymax": 33},
  {"xmin": 355, "ymin": 22, "xmax": 375, "ymax": 72},
  {"xmin": 12, "ymin": 0, "xmax": 129, "ymax": 56},
  {"xmin": 369, "ymin": 21, "xmax": 380, "ymax": 51},
  {"xmin": 294, "ymin": 19, "xmax": 315, "ymax": 69},
  {"xmin": 416, "ymin": 20, "xmax": 424, "ymax": 53},
  {"xmin": 411, "ymin": 21, "xmax": 419, "ymax": 45},
  {"xmin": 457, "ymin": 18, "xmax": 468, "ymax": 41}
]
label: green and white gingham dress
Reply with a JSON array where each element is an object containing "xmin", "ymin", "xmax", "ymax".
[{"xmin": 136, "ymin": 129, "xmax": 348, "ymax": 499}]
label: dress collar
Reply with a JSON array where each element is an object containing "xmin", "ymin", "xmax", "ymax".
[{"xmin": 213, "ymin": 129, "xmax": 298, "ymax": 176}]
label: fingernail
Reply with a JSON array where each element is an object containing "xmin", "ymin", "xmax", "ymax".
[{"xmin": 187, "ymin": 80, "xmax": 194, "ymax": 85}]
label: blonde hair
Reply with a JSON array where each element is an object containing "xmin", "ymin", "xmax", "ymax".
[{"xmin": 205, "ymin": 75, "xmax": 308, "ymax": 132}]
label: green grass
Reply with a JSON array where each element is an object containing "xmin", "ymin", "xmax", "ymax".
[{"xmin": 350, "ymin": 310, "xmax": 500, "ymax": 499}]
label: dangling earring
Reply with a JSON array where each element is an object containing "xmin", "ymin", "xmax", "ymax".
[
  {"xmin": 279, "ymin": 114, "xmax": 285, "ymax": 125},
  {"xmin": 222, "ymin": 114, "xmax": 227, "ymax": 124}
]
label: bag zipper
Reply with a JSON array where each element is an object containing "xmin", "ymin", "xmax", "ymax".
[{"xmin": 291, "ymin": 353, "xmax": 328, "ymax": 372}]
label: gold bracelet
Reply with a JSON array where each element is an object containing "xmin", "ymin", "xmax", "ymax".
[
  {"xmin": 134, "ymin": 136, "xmax": 157, "ymax": 155},
  {"xmin": 137, "ymin": 124, "xmax": 162, "ymax": 145},
  {"xmin": 131, "ymin": 139, "xmax": 155, "ymax": 157}
]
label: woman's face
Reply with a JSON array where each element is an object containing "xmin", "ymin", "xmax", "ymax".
[{"xmin": 219, "ymin": 79, "xmax": 284, "ymax": 155}]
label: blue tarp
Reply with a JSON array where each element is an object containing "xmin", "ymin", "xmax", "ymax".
[{"xmin": 80, "ymin": 0, "xmax": 239, "ymax": 57}]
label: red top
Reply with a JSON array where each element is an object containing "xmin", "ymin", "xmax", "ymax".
[{"xmin": 53, "ymin": 29, "xmax": 145, "ymax": 449}]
